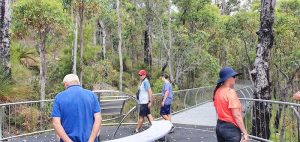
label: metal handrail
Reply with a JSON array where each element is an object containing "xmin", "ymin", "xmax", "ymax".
[
  {"xmin": 236, "ymin": 86, "xmax": 300, "ymax": 142},
  {"xmin": 0, "ymin": 90, "xmax": 139, "ymax": 141},
  {"xmin": 239, "ymin": 98, "xmax": 300, "ymax": 107},
  {"xmin": 0, "ymin": 100, "xmax": 53, "ymax": 106},
  {"xmin": 8, "ymin": 85, "xmax": 295, "ymax": 141}
]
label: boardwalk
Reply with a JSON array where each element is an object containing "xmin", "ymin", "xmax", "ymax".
[
  {"xmin": 172, "ymin": 102, "xmax": 217, "ymax": 126},
  {"xmin": 9, "ymin": 102, "xmax": 218, "ymax": 142},
  {"xmin": 10, "ymin": 102, "xmax": 219, "ymax": 142},
  {"xmin": 9, "ymin": 124, "xmax": 217, "ymax": 142}
]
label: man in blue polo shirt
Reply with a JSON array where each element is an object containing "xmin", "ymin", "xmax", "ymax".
[
  {"xmin": 51, "ymin": 74, "xmax": 102, "ymax": 142},
  {"xmin": 160, "ymin": 73, "xmax": 173, "ymax": 121},
  {"xmin": 160, "ymin": 73, "xmax": 175, "ymax": 133}
]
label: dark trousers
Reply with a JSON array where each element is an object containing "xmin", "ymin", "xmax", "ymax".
[{"xmin": 216, "ymin": 120, "xmax": 241, "ymax": 142}]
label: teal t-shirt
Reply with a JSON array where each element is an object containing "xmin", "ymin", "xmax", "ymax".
[{"xmin": 138, "ymin": 78, "xmax": 151, "ymax": 104}]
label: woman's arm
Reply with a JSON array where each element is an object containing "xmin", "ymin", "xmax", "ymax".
[
  {"xmin": 232, "ymin": 108, "xmax": 249, "ymax": 141},
  {"xmin": 232, "ymin": 109, "xmax": 248, "ymax": 134},
  {"xmin": 228, "ymin": 90, "xmax": 249, "ymax": 141}
]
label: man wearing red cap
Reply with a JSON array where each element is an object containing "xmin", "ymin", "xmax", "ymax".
[{"xmin": 134, "ymin": 70, "xmax": 154, "ymax": 133}]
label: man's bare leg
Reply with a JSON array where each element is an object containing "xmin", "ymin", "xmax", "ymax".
[
  {"xmin": 146, "ymin": 114, "xmax": 154, "ymax": 124},
  {"xmin": 162, "ymin": 115, "xmax": 171, "ymax": 121},
  {"xmin": 135, "ymin": 116, "xmax": 144, "ymax": 132}
]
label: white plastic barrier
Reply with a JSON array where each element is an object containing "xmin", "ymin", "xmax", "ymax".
[{"xmin": 106, "ymin": 121, "xmax": 173, "ymax": 142}]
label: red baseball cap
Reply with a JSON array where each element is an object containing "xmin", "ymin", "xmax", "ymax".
[{"xmin": 138, "ymin": 70, "xmax": 147, "ymax": 76}]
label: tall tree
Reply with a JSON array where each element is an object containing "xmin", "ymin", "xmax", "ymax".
[
  {"xmin": 62, "ymin": 0, "xmax": 100, "ymax": 77},
  {"xmin": 72, "ymin": 4, "xmax": 79, "ymax": 74},
  {"xmin": 220, "ymin": 0, "xmax": 241, "ymax": 15},
  {"xmin": 116, "ymin": 0, "xmax": 123, "ymax": 91},
  {"xmin": 0, "ymin": 0, "xmax": 11, "ymax": 77},
  {"xmin": 78, "ymin": 0, "xmax": 84, "ymax": 84},
  {"xmin": 13, "ymin": 0, "xmax": 68, "ymax": 102},
  {"xmin": 167, "ymin": 0, "xmax": 174, "ymax": 81},
  {"xmin": 250, "ymin": 0, "xmax": 276, "ymax": 139},
  {"xmin": 144, "ymin": 0, "xmax": 152, "ymax": 69},
  {"xmin": 98, "ymin": 20, "xmax": 106, "ymax": 60}
]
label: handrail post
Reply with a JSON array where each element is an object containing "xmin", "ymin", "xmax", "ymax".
[
  {"xmin": 297, "ymin": 116, "xmax": 300, "ymax": 142},
  {"xmin": 0, "ymin": 106, "xmax": 4, "ymax": 140},
  {"xmin": 291, "ymin": 106, "xmax": 300, "ymax": 142},
  {"xmin": 195, "ymin": 88, "xmax": 200, "ymax": 105}
]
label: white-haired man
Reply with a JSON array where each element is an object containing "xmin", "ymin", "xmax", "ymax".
[{"xmin": 51, "ymin": 74, "xmax": 102, "ymax": 142}]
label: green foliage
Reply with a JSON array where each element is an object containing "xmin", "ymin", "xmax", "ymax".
[
  {"xmin": 0, "ymin": 64, "xmax": 12, "ymax": 97},
  {"xmin": 47, "ymin": 48, "xmax": 72, "ymax": 98},
  {"xmin": 13, "ymin": 0, "xmax": 70, "ymax": 37},
  {"xmin": 197, "ymin": 4, "xmax": 220, "ymax": 29},
  {"xmin": 83, "ymin": 60, "xmax": 119, "ymax": 89},
  {"xmin": 271, "ymin": 1, "xmax": 300, "ymax": 85},
  {"xmin": 278, "ymin": 0, "xmax": 300, "ymax": 16},
  {"xmin": 0, "ymin": 42, "xmax": 39, "ymax": 101},
  {"xmin": 5, "ymin": 0, "xmax": 300, "ymax": 102},
  {"xmin": 152, "ymin": 78, "xmax": 164, "ymax": 94},
  {"xmin": 174, "ymin": 0, "xmax": 211, "ymax": 24},
  {"xmin": 16, "ymin": 106, "xmax": 41, "ymax": 132}
]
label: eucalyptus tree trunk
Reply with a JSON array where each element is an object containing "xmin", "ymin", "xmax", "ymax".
[
  {"xmin": 116, "ymin": 0, "xmax": 123, "ymax": 91},
  {"xmin": 0, "ymin": 0, "xmax": 11, "ymax": 77},
  {"xmin": 37, "ymin": 32, "xmax": 48, "ymax": 107},
  {"xmin": 220, "ymin": 0, "xmax": 226, "ymax": 15},
  {"xmin": 167, "ymin": 0, "xmax": 174, "ymax": 81},
  {"xmin": 79, "ymin": 0, "xmax": 84, "ymax": 84},
  {"xmin": 144, "ymin": 0, "xmax": 152, "ymax": 69},
  {"xmin": 93, "ymin": 20, "xmax": 97, "ymax": 47},
  {"xmin": 72, "ymin": 6, "xmax": 78, "ymax": 74},
  {"xmin": 144, "ymin": 29, "xmax": 152, "ymax": 68},
  {"xmin": 250, "ymin": 0, "xmax": 276, "ymax": 139},
  {"xmin": 98, "ymin": 20, "xmax": 106, "ymax": 60}
]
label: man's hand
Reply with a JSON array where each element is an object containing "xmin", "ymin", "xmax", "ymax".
[
  {"xmin": 52, "ymin": 117, "xmax": 73, "ymax": 142},
  {"xmin": 161, "ymin": 101, "xmax": 165, "ymax": 107},
  {"xmin": 148, "ymin": 102, "xmax": 152, "ymax": 108},
  {"xmin": 87, "ymin": 113, "xmax": 101, "ymax": 142}
]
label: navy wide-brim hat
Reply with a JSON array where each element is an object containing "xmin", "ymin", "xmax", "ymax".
[{"xmin": 217, "ymin": 67, "xmax": 241, "ymax": 84}]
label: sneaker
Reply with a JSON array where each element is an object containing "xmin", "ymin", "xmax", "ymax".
[
  {"xmin": 132, "ymin": 129, "xmax": 139, "ymax": 134},
  {"xmin": 169, "ymin": 126, "xmax": 175, "ymax": 133}
]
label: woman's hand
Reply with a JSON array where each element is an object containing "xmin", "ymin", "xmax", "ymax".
[
  {"xmin": 241, "ymin": 133, "xmax": 249, "ymax": 142},
  {"xmin": 161, "ymin": 101, "xmax": 165, "ymax": 107}
]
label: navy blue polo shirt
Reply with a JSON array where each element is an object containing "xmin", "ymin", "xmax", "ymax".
[{"xmin": 51, "ymin": 85, "xmax": 101, "ymax": 142}]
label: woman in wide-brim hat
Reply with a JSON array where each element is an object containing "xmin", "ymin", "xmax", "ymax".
[{"xmin": 213, "ymin": 67, "xmax": 249, "ymax": 142}]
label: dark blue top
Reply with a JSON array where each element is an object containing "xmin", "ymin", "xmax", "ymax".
[{"xmin": 51, "ymin": 85, "xmax": 101, "ymax": 142}]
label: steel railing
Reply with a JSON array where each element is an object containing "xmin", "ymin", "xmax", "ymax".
[
  {"xmin": 3, "ymin": 84, "xmax": 299, "ymax": 142},
  {"xmin": 236, "ymin": 87, "xmax": 300, "ymax": 142},
  {"xmin": 0, "ymin": 87, "xmax": 215, "ymax": 141},
  {"xmin": 0, "ymin": 91, "xmax": 138, "ymax": 141}
]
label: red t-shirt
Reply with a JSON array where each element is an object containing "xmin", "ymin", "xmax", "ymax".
[{"xmin": 213, "ymin": 88, "xmax": 242, "ymax": 127}]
